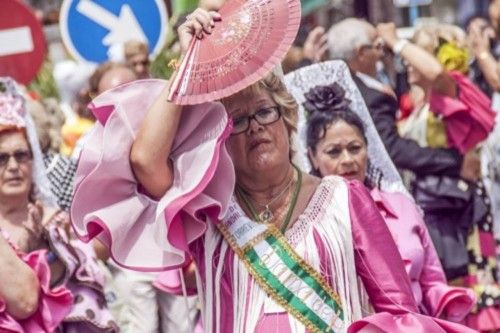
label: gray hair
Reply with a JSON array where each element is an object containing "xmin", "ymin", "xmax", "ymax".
[{"xmin": 327, "ymin": 18, "xmax": 373, "ymax": 61}]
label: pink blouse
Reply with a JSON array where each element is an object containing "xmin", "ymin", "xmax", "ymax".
[{"xmin": 370, "ymin": 189, "xmax": 475, "ymax": 321}]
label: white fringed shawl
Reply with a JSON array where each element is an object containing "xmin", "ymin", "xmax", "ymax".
[{"xmin": 195, "ymin": 176, "xmax": 366, "ymax": 333}]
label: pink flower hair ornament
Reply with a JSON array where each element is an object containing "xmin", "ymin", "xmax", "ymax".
[{"xmin": 0, "ymin": 77, "xmax": 27, "ymax": 130}]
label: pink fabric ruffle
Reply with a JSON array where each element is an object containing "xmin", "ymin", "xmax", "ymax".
[
  {"xmin": 427, "ymin": 285, "xmax": 475, "ymax": 322},
  {"xmin": 430, "ymin": 71, "xmax": 495, "ymax": 153},
  {"xmin": 71, "ymin": 79, "xmax": 234, "ymax": 271},
  {"xmin": 348, "ymin": 312, "xmax": 477, "ymax": 333},
  {"xmin": 0, "ymin": 250, "xmax": 73, "ymax": 333},
  {"xmin": 153, "ymin": 269, "xmax": 197, "ymax": 296},
  {"xmin": 46, "ymin": 225, "xmax": 118, "ymax": 331}
]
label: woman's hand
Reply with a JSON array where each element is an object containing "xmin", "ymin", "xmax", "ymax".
[
  {"xmin": 467, "ymin": 20, "xmax": 494, "ymax": 55},
  {"xmin": 376, "ymin": 22, "xmax": 399, "ymax": 50},
  {"xmin": 178, "ymin": 8, "xmax": 221, "ymax": 55},
  {"xmin": 19, "ymin": 202, "xmax": 45, "ymax": 253},
  {"xmin": 377, "ymin": 22, "xmax": 457, "ymax": 97},
  {"xmin": 467, "ymin": 20, "xmax": 500, "ymax": 91}
]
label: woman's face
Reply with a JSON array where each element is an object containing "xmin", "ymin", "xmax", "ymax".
[
  {"xmin": 0, "ymin": 131, "xmax": 33, "ymax": 200},
  {"xmin": 224, "ymin": 88, "xmax": 291, "ymax": 178},
  {"xmin": 309, "ymin": 120, "xmax": 367, "ymax": 182}
]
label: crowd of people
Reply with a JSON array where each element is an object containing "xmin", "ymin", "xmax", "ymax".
[{"xmin": 1, "ymin": 0, "xmax": 500, "ymax": 332}]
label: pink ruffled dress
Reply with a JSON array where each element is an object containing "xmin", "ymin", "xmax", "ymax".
[
  {"xmin": 0, "ymin": 239, "xmax": 73, "ymax": 333},
  {"xmin": 370, "ymin": 189, "xmax": 475, "ymax": 321},
  {"xmin": 1, "ymin": 210, "xmax": 118, "ymax": 332},
  {"xmin": 45, "ymin": 211, "xmax": 118, "ymax": 332},
  {"xmin": 71, "ymin": 79, "xmax": 477, "ymax": 332}
]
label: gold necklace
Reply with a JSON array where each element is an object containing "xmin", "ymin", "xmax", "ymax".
[
  {"xmin": 237, "ymin": 166, "xmax": 302, "ymax": 230},
  {"xmin": 237, "ymin": 169, "xmax": 295, "ymax": 223}
]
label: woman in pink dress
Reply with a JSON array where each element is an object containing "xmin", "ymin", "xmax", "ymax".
[
  {"xmin": 0, "ymin": 77, "xmax": 118, "ymax": 332},
  {"xmin": 285, "ymin": 63, "xmax": 475, "ymax": 322},
  {"xmin": 71, "ymin": 8, "xmax": 476, "ymax": 333}
]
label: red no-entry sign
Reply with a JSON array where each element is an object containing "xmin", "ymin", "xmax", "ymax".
[{"xmin": 0, "ymin": 0, "xmax": 46, "ymax": 84}]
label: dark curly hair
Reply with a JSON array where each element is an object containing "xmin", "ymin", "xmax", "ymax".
[{"xmin": 304, "ymin": 83, "xmax": 367, "ymax": 156}]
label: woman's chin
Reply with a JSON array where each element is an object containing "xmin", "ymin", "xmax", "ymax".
[
  {"xmin": 248, "ymin": 153, "xmax": 283, "ymax": 172},
  {"xmin": 340, "ymin": 173, "xmax": 363, "ymax": 183},
  {"xmin": 1, "ymin": 186, "xmax": 30, "ymax": 198}
]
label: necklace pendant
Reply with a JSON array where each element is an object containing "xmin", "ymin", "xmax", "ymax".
[{"xmin": 259, "ymin": 206, "xmax": 273, "ymax": 223}]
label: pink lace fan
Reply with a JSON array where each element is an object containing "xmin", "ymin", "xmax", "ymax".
[{"xmin": 168, "ymin": 0, "xmax": 301, "ymax": 105}]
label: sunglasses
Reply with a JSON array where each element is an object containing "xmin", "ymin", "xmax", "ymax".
[{"xmin": 0, "ymin": 149, "xmax": 33, "ymax": 168}]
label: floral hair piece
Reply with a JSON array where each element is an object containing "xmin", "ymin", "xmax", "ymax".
[
  {"xmin": 0, "ymin": 77, "xmax": 26, "ymax": 129},
  {"xmin": 302, "ymin": 82, "xmax": 351, "ymax": 115},
  {"xmin": 436, "ymin": 41, "xmax": 469, "ymax": 74}
]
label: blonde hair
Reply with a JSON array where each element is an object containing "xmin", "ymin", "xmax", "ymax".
[
  {"xmin": 222, "ymin": 72, "xmax": 298, "ymax": 135},
  {"xmin": 222, "ymin": 72, "xmax": 299, "ymax": 158},
  {"xmin": 413, "ymin": 24, "xmax": 468, "ymax": 54},
  {"xmin": 413, "ymin": 24, "xmax": 470, "ymax": 73},
  {"xmin": 124, "ymin": 40, "xmax": 149, "ymax": 61}
]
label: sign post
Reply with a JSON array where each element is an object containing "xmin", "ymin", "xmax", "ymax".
[
  {"xmin": 393, "ymin": 0, "xmax": 432, "ymax": 26},
  {"xmin": 60, "ymin": 0, "xmax": 168, "ymax": 63},
  {"xmin": 0, "ymin": 0, "xmax": 46, "ymax": 84}
]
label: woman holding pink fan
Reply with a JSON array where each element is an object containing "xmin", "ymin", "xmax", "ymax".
[{"xmin": 71, "ymin": 3, "xmax": 476, "ymax": 333}]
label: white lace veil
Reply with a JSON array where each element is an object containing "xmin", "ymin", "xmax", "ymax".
[
  {"xmin": 284, "ymin": 60, "xmax": 409, "ymax": 195},
  {"xmin": 0, "ymin": 77, "xmax": 58, "ymax": 207}
]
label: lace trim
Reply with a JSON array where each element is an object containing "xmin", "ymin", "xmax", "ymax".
[{"xmin": 285, "ymin": 177, "xmax": 341, "ymax": 247}]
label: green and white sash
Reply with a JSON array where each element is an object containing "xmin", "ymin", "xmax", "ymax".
[{"xmin": 218, "ymin": 199, "xmax": 346, "ymax": 333}]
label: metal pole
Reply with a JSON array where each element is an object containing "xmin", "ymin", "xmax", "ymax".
[{"xmin": 409, "ymin": 0, "xmax": 419, "ymax": 26}]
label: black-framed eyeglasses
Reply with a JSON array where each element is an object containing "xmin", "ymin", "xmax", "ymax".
[
  {"xmin": 231, "ymin": 106, "xmax": 281, "ymax": 135},
  {"xmin": 0, "ymin": 149, "xmax": 33, "ymax": 168}
]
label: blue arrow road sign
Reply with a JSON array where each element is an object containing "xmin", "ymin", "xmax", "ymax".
[{"xmin": 60, "ymin": 0, "xmax": 168, "ymax": 63}]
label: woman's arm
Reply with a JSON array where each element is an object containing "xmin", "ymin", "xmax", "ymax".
[
  {"xmin": 130, "ymin": 8, "xmax": 221, "ymax": 199},
  {"xmin": 468, "ymin": 22, "xmax": 500, "ymax": 92},
  {"xmin": 348, "ymin": 182, "xmax": 417, "ymax": 314},
  {"xmin": 129, "ymin": 85, "xmax": 182, "ymax": 199},
  {"xmin": 0, "ymin": 236, "xmax": 40, "ymax": 320},
  {"xmin": 377, "ymin": 23, "xmax": 457, "ymax": 98}
]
